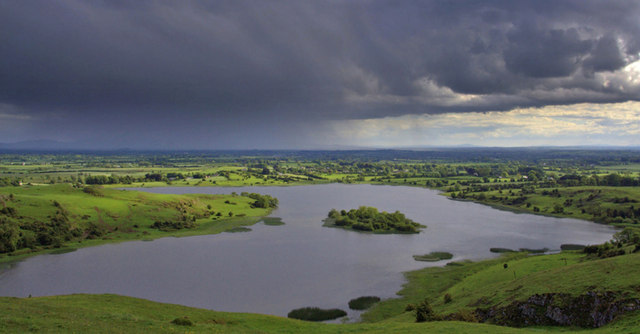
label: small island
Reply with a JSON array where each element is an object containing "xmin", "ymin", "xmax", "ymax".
[
  {"xmin": 287, "ymin": 307, "xmax": 347, "ymax": 321},
  {"xmin": 348, "ymin": 296, "xmax": 381, "ymax": 310},
  {"xmin": 413, "ymin": 251, "xmax": 453, "ymax": 262},
  {"xmin": 324, "ymin": 206, "xmax": 425, "ymax": 234}
]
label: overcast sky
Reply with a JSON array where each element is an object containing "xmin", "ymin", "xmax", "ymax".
[{"xmin": 1, "ymin": 0, "xmax": 639, "ymax": 149}]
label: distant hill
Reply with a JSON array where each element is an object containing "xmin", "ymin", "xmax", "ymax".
[
  {"xmin": 0, "ymin": 141, "xmax": 638, "ymax": 153},
  {"xmin": 0, "ymin": 140, "xmax": 73, "ymax": 150},
  {"xmin": 0, "ymin": 140, "xmax": 126, "ymax": 151}
]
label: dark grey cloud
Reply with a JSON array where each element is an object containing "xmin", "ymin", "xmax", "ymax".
[
  {"xmin": 504, "ymin": 26, "xmax": 592, "ymax": 78},
  {"xmin": 583, "ymin": 35, "xmax": 627, "ymax": 74},
  {"xmin": 0, "ymin": 0, "xmax": 639, "ymax": 148}
]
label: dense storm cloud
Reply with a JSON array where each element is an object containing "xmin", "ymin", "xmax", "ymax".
[{"xmin": 1, "ymin": 0, "xmax": 639, "ymax": 148}]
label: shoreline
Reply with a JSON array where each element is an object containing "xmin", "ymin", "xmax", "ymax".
[
  {"xmin": 0, "ymin": 212, "xmax": 273, "ymax": 266},
  {"xmin": 119, "ymin": 180, "xmax": 618, "ymax": 227},
  {"xmin": 0, "ymin": 183, "xmax": 619, "ymax": 324}
]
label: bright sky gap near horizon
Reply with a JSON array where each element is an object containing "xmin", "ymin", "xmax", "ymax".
[{"xmin": 1, "ymin": 1, "xmax": 639, "ymax": 149}]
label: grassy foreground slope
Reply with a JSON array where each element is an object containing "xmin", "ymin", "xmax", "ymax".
[
  {"xmin": 0, "ymin": 294, "xmax": 584, "ymax": 333},
  {"xmin": 0, "ymin": 185, "xmax": 274, "ymax": 262}
]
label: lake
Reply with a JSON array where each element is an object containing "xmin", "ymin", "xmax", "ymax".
[{"xmin": 0, "ymin": 184, "xmax": 617, "ymax": 320}]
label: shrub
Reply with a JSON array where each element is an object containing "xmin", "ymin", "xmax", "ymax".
[
  {"xmin": 0, "ymin": 206, "xmax": 17, "ymax": 217},
  {"xmin": 150, "ymin": 220, "xmax": 195, "ymax": 231},
  {"xmin": 0, "ymin": 218, "xmax": 20, "ymax": 253},
  {"xmin": 171, "ymin": 317, "xmax": 193, "ymax": 326},
  {"xmin": 444, "ymin": 293, "xmax": 452, "ymax": 304},
  {"xmin": 584, "ymin": 245, "xmax": 600, "ymax": 254},
  {"xmin": 415, "ymin": 299, "xmax": 438, "ymax": 322},
  {"xmin": 446, "ymin": 309, "xmax": 478, "ymax": 322},
  {"xmin": 18, "ymin": 229, "xmax": 37, "ymax": 249},
  {"xmin": 82, "ymin": 186, "xmax": 104, "ymax": 197},
  {"xmin": 86, "ymin": 222, "xmax": 108, "ymax": 238},
  {"xmin": 241, "ymin": 192, "xmax": 279, "ymax": 208}
]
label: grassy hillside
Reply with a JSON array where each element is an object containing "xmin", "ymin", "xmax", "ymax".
[
  {"xmin": 359, "ymin": 245, "xmax": 640, "ymax": 332},
  {"xmin": 451, "ymin": 186, "xmax": 640, "ymax": 227},
  {"xmin": 365, "ymin": 252, "xmax": 640, "ymax": 322},
  {"xmin": 0, "ymin": 185, "xmax": 274, "ymax": 262},
  {"xmin": 0, "ymin": 294, "xmax": 612, "ymax": 333}
]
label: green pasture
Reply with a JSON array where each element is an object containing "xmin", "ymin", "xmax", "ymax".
[
  {"xmin": 458, "ymin": 186, "xmax": 640, "ymax": 225},
  {"xmin": 0, "ymin": 184, "xmax": 273, "ymax": 262}
]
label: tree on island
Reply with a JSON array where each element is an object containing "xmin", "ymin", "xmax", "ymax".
[{"xmin": 326, "ymin": 206, "xmax": 424, "ymax": 233}]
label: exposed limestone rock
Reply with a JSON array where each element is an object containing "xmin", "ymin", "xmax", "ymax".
[{"xmin": 473, "ymin": 291, "xmax": 640, "ymax": 328}]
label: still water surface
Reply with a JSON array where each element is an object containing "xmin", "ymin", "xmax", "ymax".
[{"xmin": 0, "ymin": 184, "xmax": 617, "ymax": 319}]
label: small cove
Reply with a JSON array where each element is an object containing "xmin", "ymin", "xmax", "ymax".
[{"xmin": 0, "ymin": 184, "xmax": 617, "ymax": 321}]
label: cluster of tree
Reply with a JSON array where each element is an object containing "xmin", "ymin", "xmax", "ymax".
[
  {"xmin": 585, "ymin": 204, "xmax": 640, "ymax": 224},
  {"xmin": 84, "ymin": 171, "xmax": 218, "ymax": 185},
  {"xmin": 0, "ymin": 178, "xmax": 21, "ymax": 187},
  {"xmin": 556, "ymin": 173, "xmax": 640, "ymax": 187},
  {"xmin": 144, "ymin": 173, "xmax": 163, "ymax": 181},
  {"xmin": 240, "ymin": 192, "xmax": 279, "ymax": 209},
  {"xmin": 150, "ymin": 216, "xmax": 196, "ymax": 231},
  {"xmin": 5, "ymin": 150, "xmax": 640, "ymax": 191},
  {"xmin": 0, "ymin": 203, "xmax": 78, "ymax": 253},
  {"xmin": 404, "ymin": 299, "xmax": 441, "ymax": 322},
  {"xmin": 326, "ymin": 206, "xmax": 424, "ymax": 233},
  {"xmin": 84, "ymin": 175, "xmax": 133, "ymax": 185},
  {"xmin": 583, "ymin": 227, "xmax": 640, "ymax": 258},
  {"xmin": 166, "ymin": 172, "xmax": 185, "ymax": 180}
]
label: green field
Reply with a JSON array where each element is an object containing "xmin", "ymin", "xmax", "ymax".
[
  {"xmin": 3, "ymin": 152, "xmax": 639, "ymax": 229},
  {"xmin": 453, "ymin": 186, "xmax": 640, "ymax": 227},
  {"xmin": 0, "ymin": 184, "xmax": 274, "ymax": 262}
]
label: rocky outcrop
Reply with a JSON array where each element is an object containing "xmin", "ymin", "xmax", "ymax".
[{"xmin": 474, "ymin": 291, "xmax": 640, "ymax": 328}]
